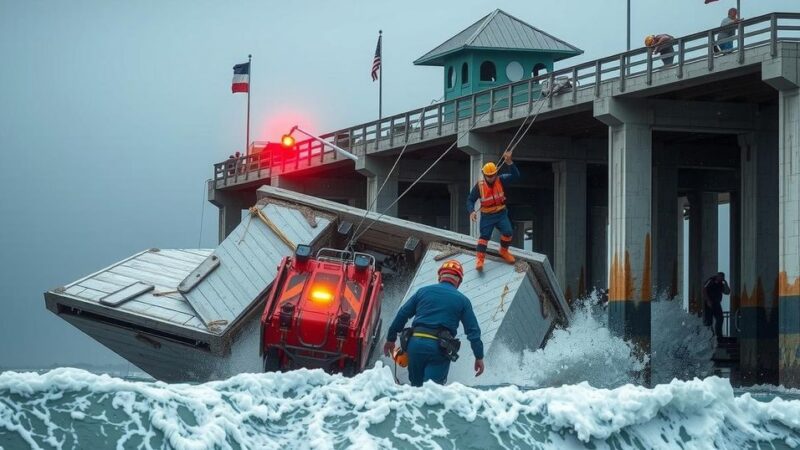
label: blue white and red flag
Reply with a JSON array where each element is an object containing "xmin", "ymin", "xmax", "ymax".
[{"xmin": 232, "ymin": 62, "xmax": 250, "ymax": 93}]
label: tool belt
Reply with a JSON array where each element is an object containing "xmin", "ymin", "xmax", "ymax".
[{"xmin": 399, "ymin": 326, "xmax": 461, "ymax": 362}]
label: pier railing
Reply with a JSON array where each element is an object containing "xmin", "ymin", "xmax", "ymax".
[{"xmin": 214, "ymin": 12, "xmax": 800, "ymax": 188}]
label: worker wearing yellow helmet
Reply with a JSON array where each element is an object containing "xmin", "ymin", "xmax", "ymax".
[
  {"xmin": 466, "ymin": 150, "xmax": 520, "ymax": 270},
  {"xmin": 644, "ymin": 33, "xmax": 675, "ymax": 66}
]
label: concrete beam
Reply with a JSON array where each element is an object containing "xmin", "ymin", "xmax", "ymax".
[
  {"xmin": 762, "ymin": 56, "xmax": 799, "ymax": 91},
  {"xmin": 356, "ymin": 155, "xmax": 399, "ymax": 216},
  {"xmin": 678, "ymin": 169, "xmax": 739, "ymax": 193},
  {"xmin": 553, "ymin": 160, "xmax": 587, "ymax": 301},
  {"xmin": 595, "ymin": 97, "xmax": 758, "ymax": 133},
  {"xmin": 397, "ymin": 160, "xmax": 466, "ymax": 184}
]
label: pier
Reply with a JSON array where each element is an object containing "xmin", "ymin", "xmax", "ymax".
[{"xmin": 209, "ymin": 11, "xmax": 800, "ymax": 386}]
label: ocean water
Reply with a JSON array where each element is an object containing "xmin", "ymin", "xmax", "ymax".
[{"xmin": 3, "ymin": 298, "xmax": 800, "ymax": 449}]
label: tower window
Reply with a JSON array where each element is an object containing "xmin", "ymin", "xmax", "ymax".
[
  {"xmin": 479, "ymin": 61, "xmax": 496, "ymax": 82},
  {"xmin": 447, "ymin": 66, "xmax": 455, "ymax": 88},
  {"xmin": 532, "ymin": 63, "xmax": 548, "ymax": 79},
  {"xmin": 461, "ymin": 63, "xmax": 469, "ymax": 84}
]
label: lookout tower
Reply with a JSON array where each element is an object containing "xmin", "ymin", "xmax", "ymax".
[{"xmin": 414, "ymin": 9, "xmax": 583, "ymax": 100}]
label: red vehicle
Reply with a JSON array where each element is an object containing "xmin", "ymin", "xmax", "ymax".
[{"xmin": 260, "ymin": 246, "xmax": 383, "ymax": 375}]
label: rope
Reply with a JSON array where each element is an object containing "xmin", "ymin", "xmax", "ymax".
[
  {"xmin": 249, "ymin": 206, "xmax": 297, "ymax": 251},
  {"xmin": 350, "ymin": 110, "xmax": 430, "ymax": 248},
  {"xmin": 348, "ymin": 93, "xmax": 511, "ymax": 247},
  {"xmin": 495, "ymin": 78, "xmax": 575, "ymax": 170}
]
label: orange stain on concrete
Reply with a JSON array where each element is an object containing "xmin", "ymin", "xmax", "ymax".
[
  {"xmin": 641, "ymin": 233, "xmax": 652, "ymax": 301},
  {"xmin": 609, "ymin": 234, "xmax": 652, "ymax": 302},
  {"xmin": 779, "ymin": 271, "xmax": 800, "ymax": 297},
  {"xmin": 740, "ymin": 277, "xmax": 766, "ymax": 308}
]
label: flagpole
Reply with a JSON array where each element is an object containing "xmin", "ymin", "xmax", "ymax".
[
  {"xmin": 246, "ymin": 54, "xmax": 252, "ymax": 155},
  {"xmin": 378, "ymin": 30, "xmax": 383, "ymax": 120}
]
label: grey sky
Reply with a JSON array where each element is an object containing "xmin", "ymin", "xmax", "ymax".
[{"xmin": 1, "ymin": 0, "xmax": 796, "ymax": 368}]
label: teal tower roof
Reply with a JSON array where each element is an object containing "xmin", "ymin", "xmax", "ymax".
[
  {"xmin": 414, "ymin": 9, "xmax": 583, "ymax": 101},
  {"xmin": 414, "ymin": 9, "xmax": 582, "ymax": 66}
]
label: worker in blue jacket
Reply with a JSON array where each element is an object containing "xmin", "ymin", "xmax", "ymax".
[
  {"xmin": 383, "ymin": 260, "xmax": 485, "ymax": 386},
  {"xmin": 466, "ymin": 151, "xmax": 520, "ymax": 270}
]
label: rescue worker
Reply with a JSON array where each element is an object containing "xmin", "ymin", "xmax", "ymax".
[
  {"xmin": 466, "ymin": 151, "xmax": 520, "ymax": 270},
  {"xmin": 383, "ymin": 260, "xmax": 485, "ymax": 387}
]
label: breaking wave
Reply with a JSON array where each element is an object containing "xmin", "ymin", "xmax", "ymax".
[
  {"xmin": 2, "ymin": 294, "xmax": 781, "ymax": 449},
  {"xmin": 2, "ymin": 368, "xmax": 800, "ymax": 449}
]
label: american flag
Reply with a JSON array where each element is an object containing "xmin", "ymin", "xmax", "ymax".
[{"xmin": 371, "ymin": 33, "xmax": 382, "ymax": 81}]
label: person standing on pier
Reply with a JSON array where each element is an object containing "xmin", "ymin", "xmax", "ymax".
[
  {"xmin": 703, "ymin": 271, "xmax": 731, "ymax": 342},
  {"xmin": 645, "ymin": 34, "xmax": 675, "ymax": 66},
  {"xmin": 466, "ymin": 151, "xmax": 520, "ymax": 271},
  {"xmin": 718, "ymin": 8, "xmax": 741, "ymax": 53}
]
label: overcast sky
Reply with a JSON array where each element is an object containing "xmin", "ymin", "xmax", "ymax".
[{"xmin": 1, "ymin": 0, "xmax": 796, "ymax": 368}]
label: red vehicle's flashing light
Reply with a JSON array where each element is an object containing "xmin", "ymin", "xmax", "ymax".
[{"xmin": 310, "ymin": 288, "xmax": 334, "ymax": 303}]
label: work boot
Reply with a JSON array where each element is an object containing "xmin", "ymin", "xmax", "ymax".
[
  {"xmin": 476, "ymin": 252, "xmax": 485, "ymax": 271},
  {"xmin": 499, "ymin": 248, "xmax": 515, "ymax": 264}
]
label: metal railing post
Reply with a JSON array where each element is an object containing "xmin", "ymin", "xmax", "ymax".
[
  {"xmin": 707, "ymin": 30, "xmax": 715, "ymax": 71},
  {"xmin": 389, "ymin": 117, "xmax": 394, "ymax": 147},
  {"xmin": 437, "ymin": 104, "xmax": 442, "ymax": 136},
  {"xmin": 547, "ymin": 73, "xmax": 555, "ymax": 107},
  {"xmin": 507, "ymin": 84, "xmax": 513, "ymax": 118},
  {"xmin": 454, "ymin": 99, "xmax": 460, "ymax": 133},
  {"xmin": 571, "ymin": 67, "xmax": 578, "ymax": 103},
  {"xmin": 737, "ymin": 21, "xmax": 745, "ymax": 64},
  {"xmin": 677, "ymin": 39, "xmax": 685, "ymax": 78},
  {"xmin": 618, "ymin": 55, "xmax": 626, "ymax": 92},
  {"xmin": 419, "ymin": 107, "xmax": 425, "ymax": 140},
  {"xmin": 471, "ymin": 94, "xmax": 477, "ymax": 126},
  {"xmin": 646, "ymin": 50, "xmax": 653, "ymax": 85},
  {"xmin": 527, "ymin": 78, "xmax": 533, "ymax": 112},
  {"xmin": 404, "ymin": 112, "xmax": 410, "ymax": 144},
  {"xmin": 594, "ymin": 60, "xmax": 601, "ymax": 97},
  {"xmin": 770, "ymin": 14, "xmax": 778, "ymax": 57},
  {"xmin": 489, "ymin": 89, "xmax": 495, "ymax": 122}
]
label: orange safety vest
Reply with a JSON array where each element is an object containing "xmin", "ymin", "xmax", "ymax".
[{"xmin": 478, "ymin": 179, "xmax": 506, "ymax": 214}]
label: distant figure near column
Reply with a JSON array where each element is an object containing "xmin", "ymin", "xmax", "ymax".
[
  {"xmin": 703, "ymin": 271, "xmax": 731, "ymax": 342},
  {"xmin": 466, "ymin": 151, "xmax": 520, "ymax": 271},
  {"xmin": 645, "ymin": 34, "xmax": 675, "ymax": 66}
]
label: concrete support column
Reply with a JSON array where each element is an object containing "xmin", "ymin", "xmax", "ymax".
[
  {"xmin": 677, "ymin": 197, "xmax": 688, "ymax": 305},
  {"xmin": 356, "ymin": 155, "xmax": 399, "ymax": 217},
  {"xmin": 588, "ymin": 205, "xmax": 608, "ymax": 293},
  {"xmin": 729, "ymin": 191, "xmax": 741, "ymax": 338},
  {"xmin": 652, "ymin": 148, "xmax": 679, "ymax": 299},
  {"xmin": 553, "ymin": 160, "xmax": 587, "ymax": 301},
  {"xmin": 687, "ymin": 192, "xmax": 719, "ymax": 314},
  {"xmin": 207, "ymin": 181, "xmax": 255, "ymax": 243},
  {"xmin": 531, "ymin": 189, "xmax": 555, "ymax": 262},
  {"xmin": 737, "ymin": 127, "xmax": 780, "ymax": 385},
  {"xmin": 763, "ymin": 57, "xmax": 800, "ymax": 386},
  {"xmin": 594, "ymin": 98, "xmax": 652, "ymax": 383},
  {"xmin": 447, "ymin": 183, "xmax": 469, "ymax": 234},
  {"xmin": 458, "ymin": 132, "xmax": 500, "ymax": 238}
]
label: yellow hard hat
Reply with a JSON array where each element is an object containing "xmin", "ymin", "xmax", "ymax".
[
  {"xmin": 644, "ymin": 35, "xmax": 655, "ymax": 47},
  {"xmin": 482, "ymin": 162, "xmax": 498, "ymax": 176}
]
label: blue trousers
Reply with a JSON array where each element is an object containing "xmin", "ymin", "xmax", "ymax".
[
  {"xmin": 407, "ymin": 337, "xmax": 450, "ymax": 387},
  {"xmin": 479, "ymin": 209, "xmax": 513, "ymax": 240}
]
